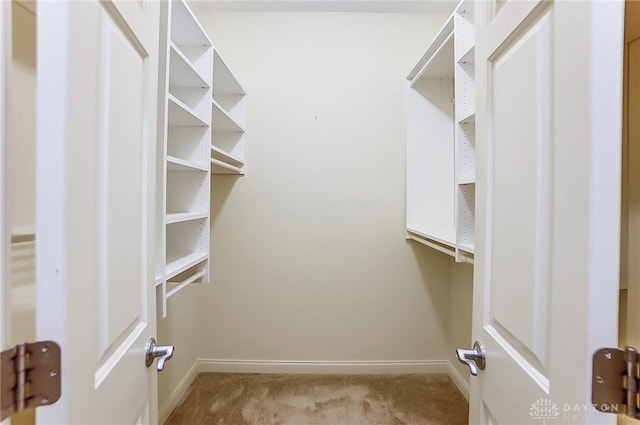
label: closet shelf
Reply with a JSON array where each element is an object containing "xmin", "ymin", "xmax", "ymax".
[
  {"xmin": 213, "ymin": 49, "xmax": 245, "ymax": 97},
  {"xmin": 157, "ymin": 0, "xmax": 215, "ymax": 318},
  {"xmin": 406, "ymin": 0, "xmax": 476, "ymax": 264},
  {"xmin": 211, "ymin": 158, "xmax": 244, "ymax": 175},
  {"xmin": 211, "ymin": 145, "xmax": 244, "ymax": 168},
  {"xmin": 458, "ymin": 243, "xmax": 475, "ymax": 254},
  {"xmin": 457, "ymin": 45, "xmax": 475, "ymax": 65},
  {"xmin": 409, "ymin": 14, "xmax": 455, "ymax": 83},
  {"xmin": 166, "ymin": 270, "xmax": 205, "ymax": 299},
  {"xmin": 210, "ymin": 49, "xmax": 247, "ymax": 170},
  {"xmin": 212, "ymin": 99, "xmax": 244, "ymax": 133},
  {"xmin": 169, "ymin": 43, "xmax": 209, "ymax": 88},
  {"xmin": 165, "ymin": 252, "xmax": 208, "ymax": 281},
  {"xmin": 11, "ymin": 231, "xmax": 35, "ymax": 245},
  {"xmin": 170, "ymin": 0, "xmax": 211, "ymax": 48},
  {"xmin": 167, "ymin": 155, "xmax": 208, "ymax": 172},
  {"xmin": 165, "ymin": 212, "xmax": 208, "ymax": 224},
  {"xmin": 413, "ymin": 33, "xmax": 455, "ymax": 83},
  {"xmin": 457, "ymin": 111, "xmax": 476, "ymax": 125},
  {"xmin": 168, "ymin": 94, "xmax": 208, "ymax": 127},
  {"xmin": 458, "ymin": 177, "xmax": 476, "ymax": 185},
  {"xmin": 457, "ymin": 0, "xmax": 474, "ymax": 15}
]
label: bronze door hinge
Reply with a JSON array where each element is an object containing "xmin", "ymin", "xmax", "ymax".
[
  {"xmin": 0, "ymin": 341, "xmax": 61, "ymax": 420},
  {"xmin": 592, "ymin": 346, "xmax": 640, "ymax": 420}
]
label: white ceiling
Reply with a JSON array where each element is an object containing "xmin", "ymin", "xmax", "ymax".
[{"xmin": 189, "ymin": 0, "xmax": 458, "ymax": 14}]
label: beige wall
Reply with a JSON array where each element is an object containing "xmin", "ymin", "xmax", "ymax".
[
  {"xmin": 157, "ymin": 285, "xmax": 203, "ymax": 422},
  {"xmin": 8, "ymin": 1, "xmax": 35, "ymax": 234},
  {"xmin": 8, "ymin": 3, "xmax": 36, "ymax": 425},
  {"xmin": 8, "ymin": 0, "xmax": 36, "ymax": 343},
  {"xmin": 195, "ymin": 11, "xmax": 456, "ymax": 363},
  {"xmin": 445, "ymin": 261, "xmax": 473, "ymax": 386}
]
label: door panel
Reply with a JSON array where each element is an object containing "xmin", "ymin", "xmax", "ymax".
[
  {"xmin": 36, "ymin": 1, "xmax": 159, "ymax": 424},
  {"xmin": 97, "ymin": 4, "xmax": 146, "ymax": 357},
  {"xmin": 488, "ymin": 7, "xmax": 551, "ymax": 375}
]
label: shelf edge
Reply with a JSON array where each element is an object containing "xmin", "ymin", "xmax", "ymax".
[
  {"xmin": 169, "ymin": 43, "xmax": 210, "ymax": 88},
  {"xmin": 165, "ymin": 253, "xmax": 208, "ymax": 281},
  {"xmin": 457, "ymin": 111, "xmax": 476, "ymax": 125},
  {"xmin": 210, "ymin": 145, "xmax": 244, "ymax": 168},
  {"xmin": 212, "ymin": 98, "xmax": 245, "ymax": 133},
  {"xmin": 165, "ymin": 212, "xmax": 208, "ymax": 224},
  {"xmin": 456, "ymin": 44, "xmax": 475, "ymax": 65},
  {"xmin": 167, "ymin": 155, "xmax": 209, "ymax": 172},
  {"xmin": 458, "ymin": 179, "xmax": 476, "ymax": 185},
  {"xmin": 411, "ymin": 32, "xmax": 455, "ymax": 83},
  {"xmin": 407, "ymin": 14, "xmax": 455, "ymax": 80},
  {"xmin": 168, "ymin": 94, "xmax": 208, "ymax": 127}
]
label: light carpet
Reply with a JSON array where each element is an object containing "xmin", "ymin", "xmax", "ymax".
[{"xmin": 165, "ymin": 373, "xmax": 468, "ymax": 425}]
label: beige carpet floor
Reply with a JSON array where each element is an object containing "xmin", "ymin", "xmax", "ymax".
[{"xmin": 165, "ymin": 373, "xmax": 468, "ymax": 425}]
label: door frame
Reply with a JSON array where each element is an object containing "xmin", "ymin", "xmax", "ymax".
[
  {"xmin": 0, "ymin": 0, "xmax": 9, "ymax": 363},
  {"xmin": 622, "ymin": 0, "xmax": 640, "ymax": 350}
]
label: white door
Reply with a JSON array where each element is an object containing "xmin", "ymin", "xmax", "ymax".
[
  {"xmin": 469, "ymin": 1, "xmax": 624, "ymax": 424},
  {"xmin": 36, "ymin": 1, "xmax": 161, "ymax": 424}
]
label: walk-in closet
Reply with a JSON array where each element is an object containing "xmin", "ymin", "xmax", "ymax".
[{"xmin": 1, "ymin": 1, "xmax": 636, "ymax": 424}]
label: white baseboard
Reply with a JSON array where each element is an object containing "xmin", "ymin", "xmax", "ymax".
[
  {"xmin": 198, "ymin": 358, "xmax": 450, "ymax": 375},
  {"xmin": 446, "ymin": 360, "xmax": 470, "ymax": 401},
  {"xmin": 159, "ymin": 360, "xmax": 200, "ymax": 425}
]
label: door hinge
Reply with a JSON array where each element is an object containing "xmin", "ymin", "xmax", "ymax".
[
  {"xmin": 0, "ymin": 341, "xmax": 62, "ymax": 421},
  {"xmin": 592, "ymin": 346, "xmax": 640, "ymax": 419}
]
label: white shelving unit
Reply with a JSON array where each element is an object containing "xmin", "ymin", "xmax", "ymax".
[
  {"xmin": 156, "ymin": 0, "xmax": 212, "ymax": 316},
  {"xmin": 211, "ymin": 50, "xmax": 246, "ymax": 174},
  {"xmin": 406, "ymin": 0, "xmax": 476, "ymax": 263}
]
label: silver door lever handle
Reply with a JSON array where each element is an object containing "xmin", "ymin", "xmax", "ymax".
[
  {"xmin": 145, "ymin": 337, "xmax": 174, "ymax": 372},
  {"xmin": 456, "ymin": 341, "xmax": 486, "ymax": 376}
]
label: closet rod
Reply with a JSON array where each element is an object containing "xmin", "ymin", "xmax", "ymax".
[
  {"xmin": 210, "ymin": 158, "xmax": 242, "ymax": 174},
  {"xmin": 166, "ymin": 270, "xmax": 205, "ymax": 299},
  {"xmin": 460, "ymin": 255, "xmax": 474, "ymax": 265},
  {"xmin": 407, "ymin": 234, "xmax": 455, "ymax": 258},
  {"xmin": 407, "ymin": 234, "xmax": 475, "ymax": 264}
]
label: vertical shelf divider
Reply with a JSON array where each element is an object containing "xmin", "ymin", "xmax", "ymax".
[{"xmin": 453, "ymin": 0, "xmax": 476, "ymax": 260}]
